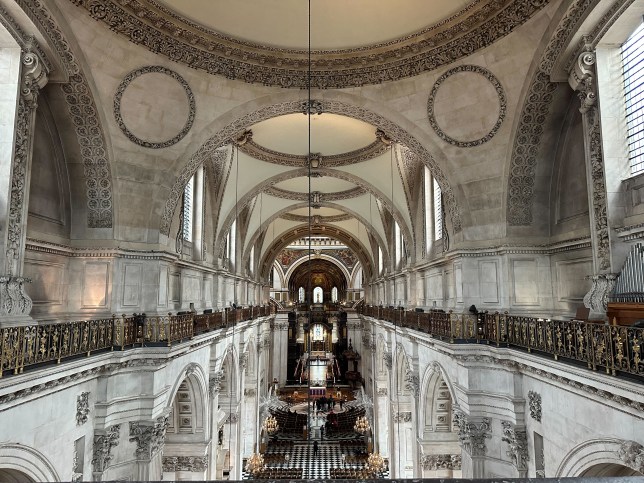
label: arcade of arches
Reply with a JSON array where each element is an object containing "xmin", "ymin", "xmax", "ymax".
[{"xmin": 0, "ymin": 0, "xmax": 643, "ymax": 481}]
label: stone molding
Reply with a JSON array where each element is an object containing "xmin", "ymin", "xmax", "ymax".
[
  {"xmin": 281, "ymin": 213, "xmax": 354, "ymax": 224},
  {"xmin": 92, "ymin": 424, "xmax": 120, "ymax": 473},
  {"xmin": 427, "ymin": 64, "xmax": 506, "ymax": 148},
  {"xmin": 452, "ymin": 410, "xmax": 491, "ymax": 456},
  {"xmin": 420, "ymin": 453, "xmax": 462, "ymax": 470},
  {"xmin": 17, "ymin": 0, "xmax": 114, "ymax": 228},
  {"xmin": 159, "ymin": 99, "xmax": 462, "ymax": 238},
  {"xmin": 162, "ymin": 455, "xmax": 208, "ymax": 473},
  {"xmin": 69, "ymin": 0, "xmax": 549, "ymax": 89},
  {"xmin": 501, "ymin": 421, "xmax": 528, "ymax": 471},
  {"xmin": 113, "ymin": 65, "xmax": 196, "ymax": 149},
  {"xmin": 129, "ymin": 415, "xmax": 169, "ymax": 459},
  {"xmin": 265, "ymin": 186, "xmax": 366, "ymax": 202},
  {"xmin": 528, "ymin": 390, "xmax": 542, "ymax": 422},
  {"xmin": 76, "ymin": 391, "xmax": 90, "ymax": 425},
  {"xmin": 618, "ymin": 441, "xmax": 644, "ymax": 474},
  {"xmin": 237, "ymin": 131, "xmax": 390, "ymax": 167}
]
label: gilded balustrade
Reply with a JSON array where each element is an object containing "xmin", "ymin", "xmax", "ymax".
[
  {"xmin": 359, "ymin": 306, "xmax": 643, "ymax": 380},
  {"xmin": 0, "ymin": 306, "xmax": 273, "ymax": 378}
]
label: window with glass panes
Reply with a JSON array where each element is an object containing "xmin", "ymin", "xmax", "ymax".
[{"xmin": 623, "ymin": 22, "xmax": 644, "ymax": 175}]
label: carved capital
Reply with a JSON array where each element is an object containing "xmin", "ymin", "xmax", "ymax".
[
  {"xmin": 92, "ymin": 424, "xmax": 120, "ymax": 473},
  {"xmin": 129, "ymin": 415, "xmax": 169, "ymax": 460},
  {"xmin": 452, "ymin": 410, "xmax": 491, "ymax": 457},
  {"xmin": 501, "ymin": 421, "xmax": 528, "ymax": 470},
  {"xmin": 0, "ymin": 277, "xmax": 33, "ymax": 316},
  {"xmin": 568, "ymin": 48, "xmax": 596, "ymax": 114}
]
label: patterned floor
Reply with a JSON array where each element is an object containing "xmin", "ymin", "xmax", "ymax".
[{"xmin": 242, "ymin": 441, "xmax": 388, "ymax": 480}]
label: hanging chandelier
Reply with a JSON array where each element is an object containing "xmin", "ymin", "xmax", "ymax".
[
  {"xmin": 365, "ymin": 451, "xmax": 386, "ymax": 477},
  {"xmin": 262, "ymin": 415, "xmax": 279, "ymax": 435},
  {"xmin": 246, "ymin": 451, "xmax": 265, "ymax": 475},
  {"xmin": 353, "ymin": 415, "xmax": 371, "ymax": 434}
]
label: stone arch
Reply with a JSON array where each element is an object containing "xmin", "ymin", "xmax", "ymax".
[
  {"xmin": 166, "ymin": 363, "xmax": 209, "ymax": 438},
  {"xmin": 159, "ymin": 90, "xmax": 464, "ymax": 239},
  {"xmin": 12, "ymin": 0, "xmax": 116, "ymax": 229},
  {"xmin": 284, "ymin": 253, "xmax": 352, "ymax": 285},
  {"xmin": 217, "ymin": 344, "xmax": 241, "ymax": 401},
  {"xmin": 419, "ymin": 364, "xmax": 455, "ymax": 437},
  {"xmin": 0, "ymin": 443, "xmax": 60, "ymax": 482},
  {"xmin": 556, "ymin": 438, "xmax": 644, "ymax": 477}
]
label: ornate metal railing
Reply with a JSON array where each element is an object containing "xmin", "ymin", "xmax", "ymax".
[
  {"xmin": 1, "ymin": 305, "xmax": 274, "ymax": 378},
  {"xmin": 359, "ymin": 306, "xmax": 643, "ymax": 380}
]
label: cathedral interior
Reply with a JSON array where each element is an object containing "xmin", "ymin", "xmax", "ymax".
[{"xmin": 0, "ymin": 0, "xmax": 644, "ymax": 481}]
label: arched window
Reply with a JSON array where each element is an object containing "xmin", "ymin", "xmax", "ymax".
[
  {"xmin": 622, "ymin": 22, "xmax": 644, "ymax": 175},
  {"xmin": 332, "ymin": 287, "xmax": 338, "ymax": 302},
  {"xmin": 433, "ymin": 177, "xmax": 443, "ymax": 240},
  {"xmin": 423, "ymin": 167, "xmax": 443, "ymax": 253},
  {"xmin": 394, "ymin": 221, "xmax": 402, "ymax": 265},
  {"xmin": 298, "ymin": 286, "xmax": 305, "ymax": 302},
  {"xmin": 249, "ymin": 245, "xmax": 255, "ymax": 275},
  {"xmin": 313, "ymin": 286, "xmax": 323, "ymax": 303},
  {"xmin": 378, "ymin": 246, "xmax": 383, "ymax": 274},
  {"xmin": 227, "ymin": 219, "xmax": 236, "ymax": 266}
]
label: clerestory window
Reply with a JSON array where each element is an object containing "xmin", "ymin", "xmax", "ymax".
[{"xmin": 623, "ymin": 22, "xmax": 644, "ymax": 176}]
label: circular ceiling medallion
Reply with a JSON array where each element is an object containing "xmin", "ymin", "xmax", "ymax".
[
  {"xmin": 114, "ymin": 66, "xmax": 196, "ymax": 149},
  {"xmin": 427, "ymin": 65, "xmax": 506, "ymax": 148}
]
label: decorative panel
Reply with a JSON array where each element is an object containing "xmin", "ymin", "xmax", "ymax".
[
  {"xmin": 511, "ymin": 259, "xmax": 539, "ymax": 306},
  {"xmin": 122, "ymin": 263, "xmax": 142, "ymax": 307},
  {"xmin": 82, "ymin": 262, "xmax": 109, "ymax": 308},
  {"xmin": 23, "ymin": 259, "xmax": 64, "ymax": 305},
  {"xmin": 478, "ymin": 260, "xmax": 499, "ymax": 304},
  {"xmin": 555, "ymin": 258, "xmax": 593, "ymax": 302}
]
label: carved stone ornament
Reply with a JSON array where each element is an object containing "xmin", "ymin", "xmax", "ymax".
[
  {"xmin": 452, "ymin": 410, "xmax": 491, "ymax": 456},
  {"xmin": 70, "ymin": 0, "xmax": 549, "ymax": 89},
  {"xmin": 239, "ymin": 351, "xmax": 249, "ymax": 370},
  {"xmin": 92, "ymin": 424, "xmax": 120, "ymax": 473},
  {"xmin": 377, "ymin": 387, "xmax": 388, "ymax": 396},
  {"xmin": 72, "ymin": 449, "xmax": 83, "ymax": 482},
  {"xmin": 76, "ymin": 391, "xmax": 90, "ymax": 425},
  {"xmin": 162, "ymin": 455, "xmax": 208, "ymax": 472},
  {"xmin": 113, "ymin": 65, "xmax": 196, "ymax": 149},
  {"xmin": 420, "ymin": 454, "xmax": 462, "ymax": 470},
  {"xmin": 583, "ymin": 273, "xmax": 617, "ymax": 313},
  {"xmin": 129, "ymin": 415, "xmax": 169, "ymax": 459},
  {"xmin": 0, "ymin": 276, "xmax": 33, "ymax": 316},
  {"xmin": 185, "ymin": 362, "xmax": 198, "ymax": 378},
  {"xmin": 393, "ymin": 411, "xmax": 412, "ymax": 423},
  {"xmin": 244, "ymin": 388, "xmax": 256, "ymax": 397},
  {"xmin": 427, "ymin": 64, "xmax": 506, "ymax": 147},
  {"xmin": 618, "ymin": 441, "xmax": 644, "ymax": 474},
  {"xmin": 528, "ymin": 390, "xmax": 542, "ymax": 422},
  {"xmin": 383, "ymin": 352, "xmax": 393, "ymax": 370},
  {"xmin": 225, "ymin": 412, "xmax": 239, "ymax": 424},
  {"xmin": 501, "ymin": 421, "xmax": 528, "ymax": 470},
  {"xmin": 209, "ymin": 369, "xmax": 225, "ymax": 396},
  {"xmin": 404, "ymin": 368, "xmax": 420, "ymax": 398}
]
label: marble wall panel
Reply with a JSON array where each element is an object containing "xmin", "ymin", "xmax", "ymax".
[
  {"xmin": 478, "ymin": 260, "xmax": 499, "ymax": 304},
  {"xmin": 555, "ymin": 258, "xmax": 593, "ymax": 303},
  {"xmin": 510, "ymin": 259, "xmax": 539, "ymax": 306},
  {"xmin": 121, "ymin": 263, "xmax": 142, "ymax": 307},
  {"xmin": 23, "ymin": 258, "xmax": 64, "ymax": 306},
  {"xmin": 81, "ymin": 261, "xmax": 110, "ymax": 308}
]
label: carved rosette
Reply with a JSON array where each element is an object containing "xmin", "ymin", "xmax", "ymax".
[
  {"xmin": 528, "ymin": 391, "xmax": 542, "ymax": 422},
  {"xmin": 420, "ymin": 454, "xmax": 462, "ymax": 470},
  {"xmin": 162, "ymin": 455, "xmax": 208, "ymax": 473},
  {"xmin": 129, "ymin": 415, "xmax": 169, "ymax": 459},
  {"xmin": 452, "ymin": 410, "xmax": 491, "ymax": 457},
  {"xmin": 76, "ymin": 391, "xmax": 90, "ymax": 425},
  {"xmin": 618, "ymin": 441, "xmax": 644, "ymax": 474},
  {"xmin": 92, "ymin": 424, "xmax": 120, "ymax": 473},
  {"xmin": 501, "ymin": 421, "xmax": 528, "ymax": 471}
]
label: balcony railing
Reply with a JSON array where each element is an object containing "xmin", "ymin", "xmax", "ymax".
[
  {"xmin": 1, "ymin": 305, "xmax": 274, "ymax": 378},
  {"xmin": 358, "ymin": 306, "xmax": 643, "ymax": 380}
]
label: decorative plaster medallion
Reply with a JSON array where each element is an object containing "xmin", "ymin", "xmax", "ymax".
[
  {"xmin": 427, "ymin": 65, "xmax": 506, "ymax": 147},
  {"xmin": 113, "ymin": 66, "xmax": 195, "ymax": 149}
]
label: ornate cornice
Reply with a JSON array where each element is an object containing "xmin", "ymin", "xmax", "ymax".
[
  {"xmin": 265, "ymin": 186, "xmax": 366, "ymax": 202},
  {"xmin": 162, "ymin": 455, "xmax": 208, "ymax": 473},
  {"xmin": 69, "ymin": 0, "xmax": 550, "ymax": 89},
  {"xmin": 237, "ymin": 133, "xmax": 390, "ymax": 167},
  {"xmin": 280, "ymin": 213, "xmax": 353, "ymax": 223}
]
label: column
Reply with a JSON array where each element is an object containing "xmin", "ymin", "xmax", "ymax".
[
  {"xmin": 568, "ymin": 48, "xmax": 617, "ymax": 314},
  {"xmin": 271, "ymin": 314, "xmax": 289, "ymax": 384},
  {"xmin": 452, "ymin": 410, "xmax": 491, "ymax": 478},
  {"xmin": 0, "ymin": 48, "xmax": 48, "ymax": 326},
  {"xmin": 128, "ymin": 415, "xmax": 169, "ymax": 481},
  {"xmin": 192, "ymin": 166, "xmax": 204, "ymax": 261},
  {"xmin": 207, "ymin": 372, "xmax": 224, "ymax": 479}
]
